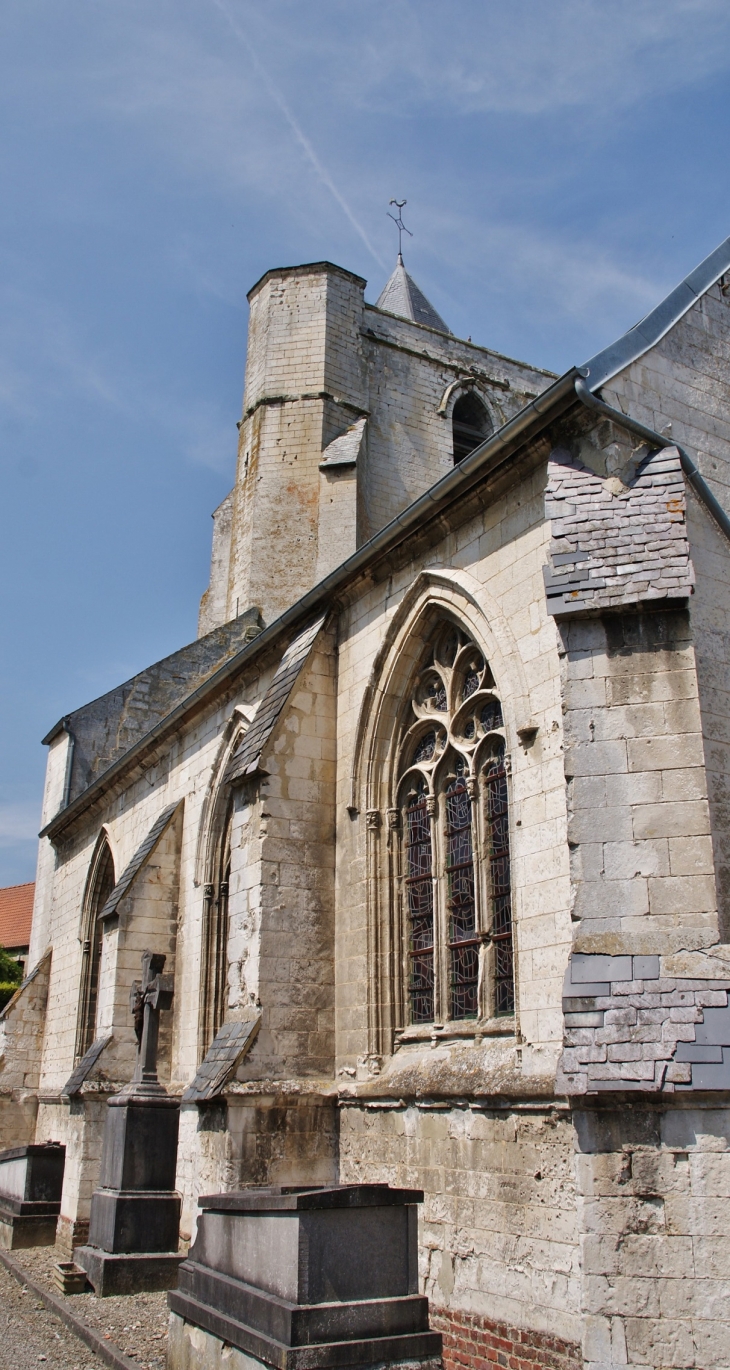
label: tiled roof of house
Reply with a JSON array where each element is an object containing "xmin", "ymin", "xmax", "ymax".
[{"xmin": 0, "ymin": 882, "xmax": 34, "ymax": 950}]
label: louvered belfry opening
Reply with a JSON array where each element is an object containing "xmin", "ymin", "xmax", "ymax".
[{"xmin": 452, "ymin": 391, "xmax": 491, "ymax": 463}]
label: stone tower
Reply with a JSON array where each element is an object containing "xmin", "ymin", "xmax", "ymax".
[
  {"xmin": 198, "ymin": 256, "xmax": 551, "ymax": 637},
  {"xmin": 199, "ymin": 262, "xmax": 368, "ymax": 633}
]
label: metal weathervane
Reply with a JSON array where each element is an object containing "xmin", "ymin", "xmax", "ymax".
[{"xmin": 388, "ymin": 199, "xmax": 412, "ymax": 260}]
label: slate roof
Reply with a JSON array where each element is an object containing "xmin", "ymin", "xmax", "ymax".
[
  {"xmin": 375, "ymin": 255, "xmax": 450, "ymax": 333},
  {"xmin": 543, "ymin": 446, "xmax": 694, "ymax": 616},
  {"xmin": 182, "ymin": 1015, "xmax": 261, "ymax": 1102},
  {"xmin": 61, "ymin": 1035, "xmax": 112, "ymax": 1098},
  {"xmin": 224, "ymin": 615, "xmax": 326, "ymax": 784},
  {"xmin": 0, "ymin": 883, "xmax": 34, "ymax": 951},
  {"xmin": 98, "ymin": 802, "xmax": 180, "ymax": 922},
  {"xmin": 319, "ymin": 417, "xmax": 366, "ymax": 469}
]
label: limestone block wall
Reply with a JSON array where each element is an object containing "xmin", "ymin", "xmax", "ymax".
[
  {"xmin": 29, "ymin": 730, "xmax": 71, "ymax": 968},
  {"xmin": 560, "ymin": 608, "xmax": 716, "ymax": 950},
  {"xmin": 360, "ymin": 305, "xmax": 553, "ymax": 544},
  {"xmin": 198, "ymin": 492, "xmax": 233, "ymax": 638},
  {"xmin": 176, "ymin": 1091, "xmax": 338, "ymax": 1243},
  {"xmin": 575, "ymin": 1101, "xmax": 730, "ymax": 1370},
  {"xmin": 224, "ymin": 264, "xmax": 367, "ymax": 627},
  {"xmin": 339, "ymin": 1101, "xmax": 581, "ymax": 1350},
  {"xmin": 604, "ymin": 282, "xmax": 730, "ymax": 517},
  {"xmin": 35, "ymin": 1093, "xmax": 109, "ymax": 1258},
  {"xmin": 334, "ymin": 455, "xmax": 572, "ymax": 1075},
  {"xmin": 0, "ymin": 951, "xmax": 51, "ymax": 1148},
  {"xmin": 686, "ymin": 493, "xmax": 730, "ymax": 938},
  {"xmin": 231, "ymin": 628, "xmax": 337, "ymax": 1080}
]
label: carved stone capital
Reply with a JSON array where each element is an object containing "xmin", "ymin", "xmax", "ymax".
[
  {"xmin": 366, "ymin": 809, "xmax": 381, "ymax": 831},
  {"xmin": 426, "ymin": 795, "xmax": 437, "ymax": 818},
  {"xmin": 386, "ymin": 808, "xmax": 401, "ymax": 830}
]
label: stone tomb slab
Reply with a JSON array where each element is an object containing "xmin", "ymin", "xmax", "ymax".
[
  {"xmin": 168, "ymin": 1184, "xmax": 442, "ymax": 1370},
  {"xmin": 0, "ymin": 1143, "xmax": 65, "ymax": 1249}
]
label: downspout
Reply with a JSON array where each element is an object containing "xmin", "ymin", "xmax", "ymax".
[{"xmin": 574, "ymin": 375, "xmax": 730, "ymax": 545}]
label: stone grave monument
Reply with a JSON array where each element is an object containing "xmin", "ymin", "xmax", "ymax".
[
  {"xmin": 75, "ymin": 950, "xmax": 184, "ymax": 1295},
  {"xmin": 0, "ymin": 1142, "xmax": 65, "ymax": 1249},
  {"xmin": 167, "ymin": 1183, "xmax": 442, "ymax": 1370}
]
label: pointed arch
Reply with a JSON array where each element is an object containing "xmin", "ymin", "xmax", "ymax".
[
  {"xmin": 195, "ymin": 705, "xmax": 253, "ymax": 1058},
  {"xmin": 352, "ymin": 572, "xmax": 525, "ymax": 1055},
  {"xmin": 75, "ymin": 830, "xmax": 116, "ymax": 1062},
  {"xmin": 351, "ymin": 567, "xmax": 532, "ymax": 816}
]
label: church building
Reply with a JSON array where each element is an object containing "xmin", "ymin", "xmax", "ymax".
[{"xmin": 3, "ymin": 235, "xmax": 730, "ymax": 1369}]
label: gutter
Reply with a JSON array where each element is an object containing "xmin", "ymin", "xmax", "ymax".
[
  {"xmin": 41, "ymin": 366, "xmax": 580, "ymax": 843},
  {"xmin": 574, "ymin": 376, "xmax": 730, "ymax": 545}
]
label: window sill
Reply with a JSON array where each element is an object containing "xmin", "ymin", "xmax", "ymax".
[{"xmin": 394, "ymin": 1017, "xmax": 515, "ymax": 1048}]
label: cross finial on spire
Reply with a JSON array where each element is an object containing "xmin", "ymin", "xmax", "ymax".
[{"xmin": 388, "ymin": 199, "xmax": 413, "ymax": 262}]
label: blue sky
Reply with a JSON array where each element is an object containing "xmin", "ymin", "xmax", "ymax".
[{"xmin": 2, "ymin": 0, "xmax": 730, "ymax": 886}]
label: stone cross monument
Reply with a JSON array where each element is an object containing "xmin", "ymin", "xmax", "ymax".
[
  {"xmin": 75, "ymin": 950, "xmax": 183, "ymax": 1296},
  {"xmin": 128, "ymin": 950, "xmax": 173, "ymax": 1095}
]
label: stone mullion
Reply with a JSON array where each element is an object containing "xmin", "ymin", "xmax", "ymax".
[
  {"xmin": 467, "ymin": 771, "xmax": 491, "ymax": 1023},
  {"xmin": 386, "ymin": 807, "xmax": 404, "ymax": 1043},
  {"xmin": 365, "ymin": 809, "xmax": 383, "ymax": 1059},
  {"xmin": 427, "ymin": 792, "xmax": 446, "ymax": 1026}
]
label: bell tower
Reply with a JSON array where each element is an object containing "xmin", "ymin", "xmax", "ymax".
[{"xmin": 199, "ymin": 262, "xmax": 367, "ymax": 634}]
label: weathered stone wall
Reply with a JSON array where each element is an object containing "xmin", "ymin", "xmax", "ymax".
[
  {"xmin": 0, "ymin": 951, "xmax": 51, "ymax": 1148},
  {"xmin": 231, "ymin": 625, "xmax": 337, "ymax": 1081},
  {"xmin": 198, "ymin": 492, "xmax": 234, "ymax": 638},
  {"xmin": 339, "ymin": 1101, "xmax": 581, "ymax": 1348},
  {"xmin": 334, "ymin": 454, "xmax": 571, "ymax": 1075},
  {"xmin": 224, "ymin": 265, "xmax": 367, "ymax": 628},
  {"xmin": 360, "ymin": 304, "xmax": 553, "ymax": 544},
  {"xmin": 176, "ymin": 1090, "xmax": 338, "ymax": 1243},
  {"xmin": 560, "ymin": 608, "xmax": 716, "ymax": 952},
  {"xmin": 686, "ymin": 492, "xmax": 730, "ymax": 939},
  {"xmin": 575, "ymin": 1100, "xmax": 730, "ymax": 1370}
]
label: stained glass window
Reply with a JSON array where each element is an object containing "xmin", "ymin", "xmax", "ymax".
[
  {"xmin": 445, "ymin": 759, "xmax": 479, "ymax": 1018},
  {"xmin": 405, "ymin": 780, "xmax": 435, "ymax": 1023},
  {"xmin": 398, "ymin": 622, "xmax": 514, "ymax": 1027},
  {"xmin": 485, "ymin": 750, "xmax": 514, "ymax": 1015}
]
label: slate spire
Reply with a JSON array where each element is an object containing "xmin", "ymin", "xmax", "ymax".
[{"xmin": 375, "ymin": 254, "xmax": 450, "ymax": 333}]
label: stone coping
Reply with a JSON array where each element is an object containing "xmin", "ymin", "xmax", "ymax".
[
  {"xmin": 0, "ymin": 1142, "xmax": 64, "ymax": 1163},
  {"xmin": 198, "ymin": 1183, "xmax": 423, "ymax": 1213}
]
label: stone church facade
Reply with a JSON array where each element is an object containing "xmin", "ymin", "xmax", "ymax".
[{"xmin": 3, "ymin": 238, "xmax": 730, "ymax": 1368}]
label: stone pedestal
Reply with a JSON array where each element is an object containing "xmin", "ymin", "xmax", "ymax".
[
  {"xmin": 76, "ymin": 1094, "xmax": 184, "ymax": 1296},
  {"xmin": 0, "ymin": 1143, "xmax": 65, "ymax": 1249},
  {"xmin": 167, "ymin": 1184, "xmax": 442, "ymax": 1370}
]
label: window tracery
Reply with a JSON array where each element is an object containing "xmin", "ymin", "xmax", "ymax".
[{"xmin": 396, "ymin": 621, "xmax": 514, "ymax": 1027}]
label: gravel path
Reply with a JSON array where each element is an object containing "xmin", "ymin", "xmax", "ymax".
[
  {"xmin": 1, "ymin": 1248, "xmax": 170, "ymax": 1370},
  {"xmin": 0, "ymin": 1256, "xmax": 101, "ymax": 1370}
]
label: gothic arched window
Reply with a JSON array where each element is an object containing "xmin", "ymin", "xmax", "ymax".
[
  {"xmin": 200, "ymin": 799, "xmax": 232, "ymax": 1056},
  {"xmin": 452, "ymin": 392, "xmax": 492, "ymax": 463},
  {"xmin": 396, "ymin": 622, "xmax": 514, "ymax": 1025},
  {"xmin": 75, "ymin": 838, "xmax": 115, "ymax": 1061}
]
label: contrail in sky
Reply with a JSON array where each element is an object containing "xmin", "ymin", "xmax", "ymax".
[{"xmin": 211, "ymin": 0, "xmax": 386, "ymax": 269}]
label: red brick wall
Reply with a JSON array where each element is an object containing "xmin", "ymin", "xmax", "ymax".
[{"xmin": 431, "ymin": 1306, "xmax": 582, "ymax": 1370}]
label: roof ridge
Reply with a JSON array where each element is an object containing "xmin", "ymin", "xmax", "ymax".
[{"xmin": 583, "ymin": 233, "xmax": 730, "ymax": 391}]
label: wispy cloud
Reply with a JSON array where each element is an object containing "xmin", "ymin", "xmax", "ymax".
[{"xmin": 210, "ymin": 0, "xmax": 386, "ymax": 269}]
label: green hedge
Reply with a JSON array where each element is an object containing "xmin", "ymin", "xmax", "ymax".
[
  {"xmin": 0, "ymin": 945, "xmax": 23, "ymax": 1010},
  {"xmin": 0, "ymin": 982, "xmax": 19, "ymax": 1011}
]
